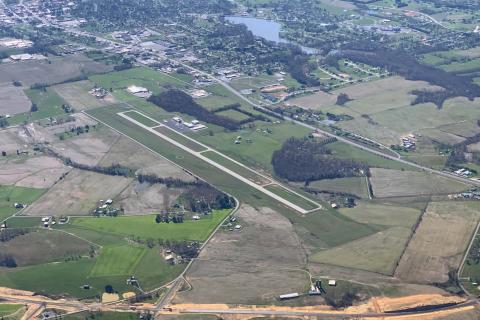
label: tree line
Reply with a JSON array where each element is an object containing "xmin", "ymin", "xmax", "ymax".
[
  {"xmin": 148, "ymin": 90, "xmax": 243, "ymax": 130},
  {"xmin": 271, "ymin": 137, "xmax": 368, "ymax": 182}
]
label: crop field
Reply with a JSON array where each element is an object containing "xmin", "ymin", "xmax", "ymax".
[
  {"xmin": 369, "ymin": 168, "xmax": 469, "ymax": 198},
  {"xmin": 51, "ymin": 80, "xmax": 116, "ymax": 110},
  {"xmin": 0, "ymin": 230, "xmax": 92, "ymax": 266},
  {"xmin": 90, "ymin": 245, "xmax": 146, "ymax": 277},
  {"xmin": 264, "ymin": 184, "xmax": 319, "ymax": 211},
  {"xmin": 70, "ymin": 209, "xmax": 231, "ymax": 241},
  {"xmin": 22, "ymin": 170, "xmax": 133, "ymax": 216},
  {"xmin": 395, "ymin": 201, "xmax": 480, "ymax": 283},
  {"xmin": 310, "ymin": 226, "xmax": 412, "ymax": 275},
  {"xmin": 0, "ymin": 185, "xmax": 45, "ymax": 221},
  {"xmin": 0, "ymin": 84, "xmax": 31, "ymax": 116},
  {"xmin": 305, "ymin": 177, "xmax": 369, "ymax": 198},
  {"xmin": 8, "ymin": 88, "xmax": 66, "ymax": 125},
  {"xmin": 0, "ymin": 54, "xmax": 112, "ymax": 86},
  {"xmin": 89, "ymin": 67, "xmax": 191, "ymax": 95},
  {"xmin": 0, "ymin": 128, "xmax": 26, "ymax": 154},
  {"xmin": 310, "ymin": 201, "xmax": 421, "ymax": 274}
]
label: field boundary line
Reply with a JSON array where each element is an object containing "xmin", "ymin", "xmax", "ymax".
[{"xmin": 458, "ymin": 217, "xmax": 480, "ymax": 297}]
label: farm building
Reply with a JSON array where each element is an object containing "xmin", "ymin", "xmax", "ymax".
[{"xmin": 127, "ymin": 85, "xmax": 151, "ymax": 98}]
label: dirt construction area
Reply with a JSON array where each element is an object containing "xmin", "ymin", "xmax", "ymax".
[
  {"xmin": 0, "ymin": 84, "xmax": 31, "ymax": 116},
  {"xmin": 369, "ymin": 168, "xmax": 469, "ymax": 198},
  {"xmin": 0, "ymin": 127, "xmax": 28, "ymax": 153},
  {"xmin": 22, "ymin": 169, "xmax": 133, "ymax": 216},
  {"xmin": 395, "ymin": 201, "xmax": 480, "ymax": 283},
  {"xmin": 51, "ymin": 80, "xmax": 116, "ymax": 111},
  {"xmin": 174, "ymin": 204, "xmax": 309, "ymax": 305}
]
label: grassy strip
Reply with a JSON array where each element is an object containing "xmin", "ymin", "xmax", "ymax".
[
  {"xmin": 202, "ymin": 150, "xmax": 270, "ymax": 185},
  {"xmin": 154, "ymin": 126, "xmax": 208, "ymax": 152},
  {"xmin": 0, "ymin": 304, "xmax": 22, "ymax": 317},
  {"xmin": 264, "ymin": 184, "xmax": 319, "ymax": 211},
  {"xmin": 122, "ymin": 110, "xmax": 159, "ymax": 127}
]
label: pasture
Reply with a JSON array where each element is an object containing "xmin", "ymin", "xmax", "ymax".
[
  {"xmin": 9, "ymin": 88, "xmax": 66, "ymax": 125},
  {"xmin": 264, "ymin": 184, "xmax": 319, "ymax": 211},
  {"xmin": 395, "ymin": 201, "xmax": 480, "ymax": 283},
  {"xmin": 369, "ymin": 168, "xmax": 469, "ymax": 198},
  {"xmin": 0, "ymin": 304, "xmax": 22, "ymax": 317},
  {"xmin": 0, "ymin": 185, "xmax": 45, "ymax": 221},
  {"xmin": 0, "ymin": 230, "xmax": 92, "ymax": 266},
  {"xmin": 90, "ymin": 245, "xmax": 146, "ymax": 277},
  {"xmin": 70, "ymin": 209, "xmax": 231, "ymax": 241},
  {"xmin": 305, "ymin": 176, "xmax": 368, "ymax": 198}
]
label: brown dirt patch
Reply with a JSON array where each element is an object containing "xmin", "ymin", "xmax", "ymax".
[
  {"xmin": 51, "ymin": 80, "xmax": 116, "ymax": 111},
  {"xmin": 0, "ymin": 84, "xmax": 31, "ymax": 115},
  {"xmin": 0, "ymin": 127, "xmax": 28, "ymax": 153},
  {"xmin": 174, "ymin": 204, "xmax": 308, "ymax": 305}
]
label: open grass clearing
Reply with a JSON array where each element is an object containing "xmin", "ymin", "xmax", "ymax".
[
  {"xmin": 71, "ymin": 209, "xmax": 231, "ymax": 242},
  {"xmin": 153, "ymin": 126, "xmax": 207, "ymax": 152},
  {"xmin": 395, "ymin": 201, "xmax": 480, "ymax": 283},
  {"xmin": 0, "ymin": 185, "xmax": 45, "ymax": 221},
  {"xmin": 8, "ymin": 88, "xmax": 66, "ymax": 125},
  {"xmin": 305, "ymin": 177, "xmax": 369, "ymax": 198},
  {"xmin": 90, "ymin": 245, "xmax": 146, "ymax": 277},
  {"xmin": 310, "ymin": 226, "xmax": 412, "ymax": 275},
  {"xmin": 89, "ymin": 67, "xmax": 191, "ymax": 95},
  {"xmin": 264, "ymin": 184, "xmax": 319, "ymax": 211},
  {"xmin": 0, "ymin": 229, "xmax": 92, "ymax": 266},
  {"xmin": 121, "ymin": 110, "xmax": 158, "ymax": 127},
  {"xmin": 202, "ymin": 150, "xmax": 270, "ymax": 185},
  {"xmin": 215, "ymin": 109, "xmax": 251, "ymax": 121},
  {"xmin": 339, "ymin": 201, "xmax": 421, "ymax": 228},
  {"xmin": 0, "ymin": 304, "xmax": 22, "ymax": 317},
  {"xmin": 370, "ymin": 168, "xmax": 470, "ymax": 198}
]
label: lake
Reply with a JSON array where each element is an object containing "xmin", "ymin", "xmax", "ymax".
[{"xmin": 225, "ymin": 16, "xmax": 319, "ymax": 54}]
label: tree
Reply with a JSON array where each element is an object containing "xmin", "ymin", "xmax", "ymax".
[
  {"xmin": 336, "ymin": 93, "xmax": 351, "ymax": 106},
  {"xmin": 30, "ymin": 103, "xmax": 38, "ymax": 112},
  {"xmin": 155, "ymin": 214, "xmax": 162, "ymax": 223},
  {"xmin": 0, "ymin": 118, "xmax": 8, "ymax": 128},
  {"xmin": 105, "ymin": 285, "xmax": 114, "ymax": 293}
]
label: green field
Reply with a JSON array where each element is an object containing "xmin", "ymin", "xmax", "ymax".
[
  {"xmin": 89, "ymin": 67, "xmax": 191, "ymax": 95},
  {"xmin": 71, "ymin": 209, "xmax": 231, "ymax": 242},
  {"xmin": 306, "ymin": 177, "xmax": 369, "ymax": 198},
  {"xmin": 0, "ymin": 185, "xmax": 46, "ymax": 221},
  {"xmin": 0, "ymin": 304, "xmax": 22, "ymax": 317},
  {"xmin": 122, "ymin": 110, "xmax": 159, "ymax": 127},
  {"xmin": 0, "ymin": 247, "xmax": 182, "ymax": 298},
  {"xmin": 154, "ymin": 126, "xmax": 208, "ymax": 152},
  {"xmin": 90, "ymin": 245, "xmax": 147, "ymax": 277},
  {"xmin": 216, "ymin": 109, "xmax": 251, "ymax": 121},
  {"xmin": 264, "ymin": 184, "xmax": 319, "ymax": 211},
  {"xmin": 8, "ymin": 88, "xmax": 66, "ymax": 125},
  {"xmin": 202, "ymin": 150, "xmax": 270, "ymax": 185}
]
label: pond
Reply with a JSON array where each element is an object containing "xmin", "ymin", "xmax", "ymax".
[{"xmin": 226, "ymin": 16, "xmax": 319, "ymax": 55}]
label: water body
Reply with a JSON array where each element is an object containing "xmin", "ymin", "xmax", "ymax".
[{"xmin": 226, "ymin": 16, "xmax": 319, "ymax": 55}]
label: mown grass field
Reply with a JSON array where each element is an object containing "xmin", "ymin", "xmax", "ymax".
[
  {"xmin": 89, "ymin": 67, "xmax": 191, "ymax": 95},
  {"xmin": 90, "ymin": 245, "xmax": 146, "ymax": 277},
  {"xmin": 0, "ymin": 247, "xmax": 183, "ymax": 298},
  {"xmin": 306, "ymin": 177, "xmax": 369, "ymax": 198},
  {"xmin": 0, "ymin": 304, "xmax": 22, "ymax": 317},
  {"xmin": 0, "ymin": 185, "xmax": 46, "ymax": 221},
  {"xmin": 122, "ymin": 110, "xmax": 159, "ymax": 127},
  {"xmin": 71, "ymin": 209, "xmax": 231, "ymax": 242},
  {"xmin": 154, "ymin": 126, "xmax": 208, "ymax": 152},
  {"xmin": 264, "ymin": 184, "xmax": 319, "ymax": 211}
]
